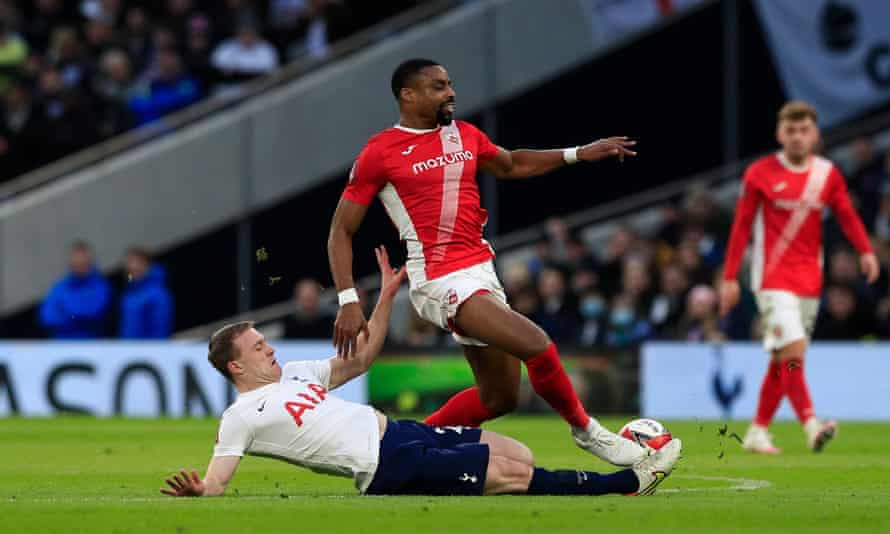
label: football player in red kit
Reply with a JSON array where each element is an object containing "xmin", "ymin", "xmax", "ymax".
[
  {"xmin": 328, "ymin": 58, "xmax": 644, "ymax": 466},
  {"xmin": 720, "ymin": 101, "xmax": 880, "ymax": 454}
]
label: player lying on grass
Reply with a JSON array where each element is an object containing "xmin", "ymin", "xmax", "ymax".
[{"xmin": 160, "ymin": 247, "xmax": 681, "ymax": 498}]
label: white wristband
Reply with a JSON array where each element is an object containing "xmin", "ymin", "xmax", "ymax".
[
  {"xmin": 563, "ymin": 146, "xmax": 580, "ymax": 165},
  {"xmin": 338, "ymin": 288, "xmax": 359, "ymax": 306}
]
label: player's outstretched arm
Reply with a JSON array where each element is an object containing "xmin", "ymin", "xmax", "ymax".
[
  {"xmin": 480, "ymin": 137, "xmax": 637, "ymax": 179},
  {"xmin": 719, "ymin": 172, "xmax": 763, "ymax": 316},
  {"xmin": 329, "ymin": 197, "xmax": 372, "ymax": 359},
  {"xmin": 329, "ymin": 246, "xmax": 406, "ymax": 389},
  {"xmin": 160, "ymin": 456, "xmax": 241, "ymax": 497}
]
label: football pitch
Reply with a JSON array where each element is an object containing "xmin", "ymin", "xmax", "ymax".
[{"xmin": 2, "ymin": 417, "xmax": 888, "ymax": 533}]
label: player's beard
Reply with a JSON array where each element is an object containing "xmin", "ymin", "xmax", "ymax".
[{"xmin": 436, "ymin": 100, "xmax": 455, "ymax": 126}]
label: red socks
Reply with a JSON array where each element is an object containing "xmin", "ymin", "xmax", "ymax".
[
  {"xmin": 424, "ymin": 387, "xmax": 494, "ymax": 427},
  {"xmin": 525, "ymin": 343, "xmax": 590, "ymax": 428},
  {"xmin": 780, "ymin": 357, "xmax": 814, "ymax": 423},
  {"xmin": 753, "ymin": 361, "xmax": 783, "ymax": 427},
  {"xmin": 424, "ymin": 344, "xmax": 589, "ymax": 429}
]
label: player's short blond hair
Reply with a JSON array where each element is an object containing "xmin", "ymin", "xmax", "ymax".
[
  {"xmin": 778, "ymin": 101, "xmax": 818, "ymax": 125},
  {"xmin": 208, "ymin": 321, "xmax": 254, "ymax": 381}
]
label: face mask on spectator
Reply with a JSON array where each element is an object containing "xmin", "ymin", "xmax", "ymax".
[
  {"xmin": 580, "ymin": 297, "xmax": 605, "ymax": 319},
  {"xmin": 611, "ymin": 308, "xmax": 634, "ymax": 327}
]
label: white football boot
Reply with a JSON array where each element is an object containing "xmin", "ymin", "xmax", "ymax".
[
  {"xmin": 742, "ymin": 424, "xmax": 781, "ymax": 455},
  {"xmin": 630, "ymin": 438, "xmax": 682, "ymax": 496},
  {"xmin": 572, "ymin": 418, "xmax": 648, "ymax": 466},
  {"xmin": 805, "ymin": 418, "xmax": 838, "ymax": 452}
]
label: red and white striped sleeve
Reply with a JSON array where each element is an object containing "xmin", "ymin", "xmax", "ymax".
[
  {"xmin": 828, "ymin": 167, "xmax": 873, "ymax": 254},
  {"xmin": 723, "ymin": 166, "xmax": 764, "ymax": 281}
]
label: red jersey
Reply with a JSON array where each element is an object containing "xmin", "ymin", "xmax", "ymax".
[
  {"xmin": 723, "ymin": 153, "xmax": 872, "ymax": 297},
  {"xmin": 342, "ymin": 120, "xmax": 501, "ymax": 282}
]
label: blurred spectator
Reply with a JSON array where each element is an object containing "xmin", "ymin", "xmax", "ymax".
[
  {"xmin": 577, "ymin": 290, "xmax": 607, "ymax": 347},
  {"xmin": 283, "ymin": 278, "xmax": 334, "ymax": 339},
  {"xmin": 847, "ymin": 137, "xmax": 884, "ymax": 226},
  {"xmin": 648, "ymin": 262, "xmax": 689, "ymax": 333},
  {"xmin": 526, "ymin": 237, "xmax": 554, "ymax": 278},
  {"xmin": 598, "ymin": 226, "xmax": 638, "ymax": 298},
  {"xmin": 91, "ymin": 48, "xmax": 135, "ymax": 137},
  {"xmin": 23, "ymin": 1, "xmax": 76, "ymax": 55},
  {"xmin": 183, "ymin": 14, "xmax": 216, "ymax": 89},
  {"xmin": 813, "ymin": 285, "xmax": 875, "ymax": 340},
  {"xmin": 827, "ymin": 248, "xmax": 876, "ymax": 302},
  {"xmin": 83, "ymin": 17, "xmax": 118, "ymax": 60},
  {"xmin": 563, "ymin": 233, "xmax": 598, "ymax": 274},
  {"xmin": 47, "ymin": 26, "xmax": 89, "ymax": 90},
  {"xmin": 675, "ymin": 238, "xmax": 713, "ymax": 286},
  {"xmin": 0, "ymin": 14, "xmax": 27, "ymax": 92},
  {"xmin": 122, "ymin": 5, "xmax": 152, "ymax": 74},
  {"xmin": 667, "ymin": 284, "xmax": 725, "ymax": 343},
  {"xmin": 119, "ymin": 246, "xmax": 174, "ymax": 339},
  {"xmin": 211, "ymin": 18, "xmax": 279, "ymax": 96},
  {"xmin": 0, "ymin": 77, "xmax": 46, "ymax": 179},
  {"xmin": 39, "ymin": 241, "xmax": 111, "ymax": 339},
  {"xmin": 621, "ymin": 255, "xmax": 655, "ymax": 315},
  {"xmin": 532, "ymin": 268, "xmax": 579, "ymax": 343},
  {"xmin": 80, "ymin": 0, "xmax": 123, "ymax": 24},
  {"xmin": 603, "ymin": 293, "xmax": 652, "ymax": 349},
  {"xmin": 37, "ymin": 65, "xmax": 100, "ymax": 161},
  {"xmin": 128, "ymin": 48, "xmax": 201, "ymax": 126}
]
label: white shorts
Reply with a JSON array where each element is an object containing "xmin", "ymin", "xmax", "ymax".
[
  {"xmin": 409, "ymin": 261, "xmax": 509, "ymax": 347},
  {"xmin": 754, "ymin": 290, "xmax": 820, "ymax": 352}
]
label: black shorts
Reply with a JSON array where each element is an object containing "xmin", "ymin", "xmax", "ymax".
[{"xmin": 364, "ymin": 419, "xmax": 489, "ymax": 496}]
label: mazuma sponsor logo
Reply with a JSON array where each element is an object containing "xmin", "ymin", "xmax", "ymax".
[{"xmin": 411, "ymin": 151, "xmax": 474, "ymax": 174}]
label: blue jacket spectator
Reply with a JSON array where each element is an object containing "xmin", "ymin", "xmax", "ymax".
[
  {"xmin": 119, "ymin": 247, "xmax": 173, "ymax": 339},
  {"xmin": 39, "ymin": 242, "xmax": 111, "ymax": 339},
  {"xmin": 128, "ymin": 48, "xmax": 201, "ymax": 126}
]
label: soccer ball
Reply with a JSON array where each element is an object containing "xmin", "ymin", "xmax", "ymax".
[{"xmin": 620, "ymin": 418, "xmax": 673, "ymax": 451}]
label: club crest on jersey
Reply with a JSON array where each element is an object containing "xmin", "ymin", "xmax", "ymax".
[
  {"xmin": 411, "ymin": 151, "xmax": 474, "ymax": 175},
  {"xmin": 445, "ymin": 289, "xmax": 458, "ymax": 306}
]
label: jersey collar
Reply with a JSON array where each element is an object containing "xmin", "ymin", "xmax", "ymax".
[
  {"xmin": 393, "ymin": 123, "xmax": 441, "ymax": 134},
  {"xmin": 776, "ymin": 151, "xmax": 811, "ymax": 173}
]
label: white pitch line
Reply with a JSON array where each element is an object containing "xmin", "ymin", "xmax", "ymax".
[{"xmin": 658, "ymin": 474, "xmax": 772, "ymax": 493}]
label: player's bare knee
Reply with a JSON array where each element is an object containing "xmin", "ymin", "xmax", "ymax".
[{"xmin": 484, "ymin": 456, "xmax": 533, "ymax": 495}]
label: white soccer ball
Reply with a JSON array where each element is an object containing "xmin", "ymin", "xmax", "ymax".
[{"xmin": 620, "ymin": 418, "xmax": 673, "ymax": 451}]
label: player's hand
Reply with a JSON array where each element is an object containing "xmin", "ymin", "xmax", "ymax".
[
  {"xmin": 161, "ymin": 469, "xmax": 205, "ymax": 497},
  {"xmin": 718, "ymin": 279, "xmax": 740, "ymax": 317},
  {"xmin": 334, "ymin": 302, "xmax": 369, "ymax": 360},
  {"xmin": 860, "ymin": 252, "xmax": 880, "ymax": 284},
  {"xmin": 376, "ymin": 245, "xmax": 407, "ymax": 300},
  {"xmin": 578, "ymin": 137, "xmax": 637, "ymax": 163}
]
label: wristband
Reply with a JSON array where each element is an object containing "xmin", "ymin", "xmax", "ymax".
[
  {"xmin": 563, "ymin": 146, "xmax": 580, "ymax": 165},
  {"xmin": 338, "ymin": 288, "xmax": 359, "ymax": 306}
]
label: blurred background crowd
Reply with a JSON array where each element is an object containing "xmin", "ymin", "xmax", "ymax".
[{"xmin": 0, "ymin": 0, "xmax": 420, "ymax": 182}]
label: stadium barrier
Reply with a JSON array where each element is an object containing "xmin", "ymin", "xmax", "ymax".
[
  {"xmin": 642, "ymin": 342, "xmax": 890, "ymax": 421},
  {"xmin": 0, "ymin": 341, "xmax": 366, "ymax": 417}
]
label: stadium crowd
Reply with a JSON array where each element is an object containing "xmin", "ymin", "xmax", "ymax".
[
  {"xmin": 0, "ymin": 0, "xmax": 422, "ymax": 183},
  {"xmin": 39, "ymin": 241, "xmax": 173, "ymax": 339}
]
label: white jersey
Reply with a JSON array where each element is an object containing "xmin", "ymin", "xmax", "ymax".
[{"xmin": 213, "ymin": 359, "xmax": 380, "ymax": 492}]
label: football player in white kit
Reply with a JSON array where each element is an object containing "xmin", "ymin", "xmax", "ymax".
[{"xmin": 160, "ymin": 247, "xmax": 680, "ymax": 497}]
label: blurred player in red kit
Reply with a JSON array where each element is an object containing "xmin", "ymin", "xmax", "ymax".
[
  {"xmin": 720, "ymin": 101, "xmax": 880, "ymax": 454},
  {"xmin": 328, "ymin": 58, "xmax": 645, "ymax": 466}
]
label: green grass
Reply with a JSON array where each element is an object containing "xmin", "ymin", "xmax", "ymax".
[{"xmin": 1, "ymin": 416, "xmax": 888, "ymax": 533}]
